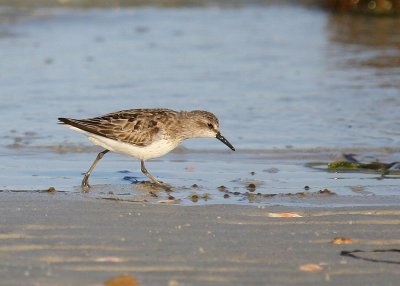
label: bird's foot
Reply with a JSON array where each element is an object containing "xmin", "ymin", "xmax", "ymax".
[
  {"xmin": 140, "ymin": 180, "xmax": 173, "ymax": 193},
  {"xmin": 81, "ymin": 178, "xmax": 91, "ymax": 192}
]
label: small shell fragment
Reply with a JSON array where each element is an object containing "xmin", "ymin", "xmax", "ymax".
[
  {"xmin": 267, "ymin": 212, "xmax": 303, "ymax": 218},
  {"xmin": 299, "ymin": 263, "xmax": 323, "ymax": 272}
]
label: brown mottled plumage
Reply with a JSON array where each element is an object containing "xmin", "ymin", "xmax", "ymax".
[
  {"xmin": 59, "ymin": 108, "xmax": 235, "ymax": 190},
  {"xmin": 59, "ymin": 109, "xmax": 221, "ymax": 146}
]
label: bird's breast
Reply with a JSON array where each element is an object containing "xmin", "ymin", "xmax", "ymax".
[{"xmin": 87, "ymin": 133, "xmax": 179, "ymax": 160}]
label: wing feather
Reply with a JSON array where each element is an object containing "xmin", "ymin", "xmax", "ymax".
[{"xmin": 59, "ymin": 109, "xmax": 178, "ymax": 147}]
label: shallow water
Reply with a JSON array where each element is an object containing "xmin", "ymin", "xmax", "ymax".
[{"xmin": 1, "ymin": 5, "xmax": 400, "ymax": 206}]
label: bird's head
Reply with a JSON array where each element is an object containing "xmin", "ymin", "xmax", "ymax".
[{"xmin": 188, "ymin": 110, "xmax": 235, "ymax": 151}]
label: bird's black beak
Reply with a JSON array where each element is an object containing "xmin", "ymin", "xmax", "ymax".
[{"xmin": 216, "ymin": 132, "xmax": 235, "ymax": 151}]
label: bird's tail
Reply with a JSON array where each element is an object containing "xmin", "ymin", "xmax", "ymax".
[{"xmin": 58, "ymin": 117, "xmax": 71, "ymax": 125}]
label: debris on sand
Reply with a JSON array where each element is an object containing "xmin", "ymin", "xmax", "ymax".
[
  {"xmin": 188, "ymin": 193, "xmax": 209, "ymax": 203},
  {"xmin": 267, "ymin": 212, "xmax": 303, "ymax": 218},
  {"xmin": 217, "ymin": 185, "xmax": 227, "ymax": 191},
  {"xmin": 299, "ymin": 263, "xmax": 323, "ymax": 273},
  {"xmin": 331, "ymin": 237, "xmax": 354, "ymax": 244},
  {"xmin": 247, "ymin": 183, "xmax": 256, "ymax": 192},
  {"xmin": 190, "ymin": 194, "xmax": 199, "ymax": 203},
  {"xmin": 318, "ymin": 188, "xmax": 335, "ymax": 195},
  {"xmin": 105, "ymin": 275, "xmax": 139, "ymax": 286}
]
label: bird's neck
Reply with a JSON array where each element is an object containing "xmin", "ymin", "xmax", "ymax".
[{"xmin": 172, "ymin": 111, "xmax": 200, "ymax": 140}]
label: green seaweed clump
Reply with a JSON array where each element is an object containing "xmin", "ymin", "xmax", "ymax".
[
  {"xmin": 328, "ymin": 160, "xmax": 361, "ymax": 169},
  {"xmin": 328, "ymin": 160, "xmax": 399, "ymax": 173},
  {"xmin": 359, "ymin": 162, "xmax": 392, "ymax": 171}
]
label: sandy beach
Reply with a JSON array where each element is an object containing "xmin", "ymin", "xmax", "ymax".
[{"xmin": 0, "ymin": 192, "xmax": 399, "ymax": 286}]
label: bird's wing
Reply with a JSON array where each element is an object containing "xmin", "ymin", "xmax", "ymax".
[{"xmin": 59, "ymin": 109, "xmax": 177, "ymax": 147}]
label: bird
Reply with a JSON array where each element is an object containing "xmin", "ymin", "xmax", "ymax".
[{"xmin": 58, "ymin": 108, "xmax": 235, "ymax": 190}]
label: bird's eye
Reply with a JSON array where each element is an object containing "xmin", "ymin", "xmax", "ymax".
[{"xmin": 207, "ymin": 123, "xmax": 213, "ymax": 129}]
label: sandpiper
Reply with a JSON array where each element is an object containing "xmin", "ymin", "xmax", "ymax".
[{"xmin": 59, "ymin": 108, "xmax": 235, "ymax": 190}]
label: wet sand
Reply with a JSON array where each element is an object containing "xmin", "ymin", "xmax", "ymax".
[{"xmin": 1, "ymin": 192, "xmax": 400, "ymax": 286}]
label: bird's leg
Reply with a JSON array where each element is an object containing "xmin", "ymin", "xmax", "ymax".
[
  {"xmin": 140, "ymin": 160, "xmax": 172, "ymax": 192},
  {"xmin": 82, "ymin": 149, "xmax": 109, "ymax": 189}
]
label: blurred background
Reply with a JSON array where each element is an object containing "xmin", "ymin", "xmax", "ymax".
[
  {"xmin": 1, "ymin": 0, "xmax": 399, "ymax": 150},
  {"xmin": 0, "ymin": 0, "xmax": 399, "ymax": 204}
]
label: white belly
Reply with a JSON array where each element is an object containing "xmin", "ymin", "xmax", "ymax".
[{"xmin": 67, "ymin": 126, "xmax": 178, "ymax": 160}]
